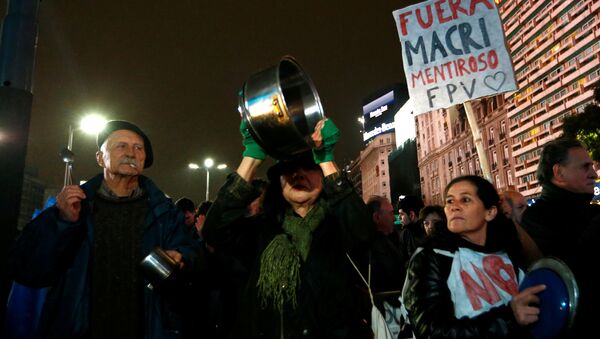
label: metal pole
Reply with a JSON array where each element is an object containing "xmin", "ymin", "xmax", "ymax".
[
  {"xmin": 463, "ymin": 101, "xmax": 492, "ymax": 182},
  {"xmin": 63, "ymin": 125, "xmax": 73, "ymax": 186},
  {"xmin": 205, "ymin": 167, "xmax": 210, "ymax": 201}
]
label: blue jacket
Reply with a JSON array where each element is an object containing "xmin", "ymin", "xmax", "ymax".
[{"xmin": 9, "ymin": 174, "xmax": 199, "ymax": 339}]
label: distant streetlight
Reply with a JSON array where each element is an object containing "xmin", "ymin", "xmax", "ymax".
[
  {"xmin": 62, "ymin": 113, "xmax": 107, "ymax": 186},
  {"xmin": 189, "ymin": 158, "xmax": 227, "ymax": 201}
]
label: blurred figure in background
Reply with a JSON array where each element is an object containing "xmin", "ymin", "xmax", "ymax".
[
  {"xmin": 176, "ymin": 197, "xmax": 197, "ymax": 227},
  {"xmin": 366, "ymin": 195, "xmax": 405, "ymax": 336},
  {"xmin": 194, "ymin": 200, "xmax": 213, "ymax": 241},
  {"xmin": 397, "ymin": 195, "xmax": 425, "ymax": 269},
  {"xmin": 418, "ymin": 205, "xmax": 446, "ymax": 237}
]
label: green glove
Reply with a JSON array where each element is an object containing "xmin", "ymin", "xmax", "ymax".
[
  {"xmin": 240, "ymin": 119, "xmax": 267, "ymax": 160},
  {"xmin": 312, "ymin": 119, "xmax": 340, "ymax": 164}
]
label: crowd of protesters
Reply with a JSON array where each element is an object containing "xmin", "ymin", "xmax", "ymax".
[{"xmin": 7, "ymin": 111, "xmax": 600, "ymax": 339}]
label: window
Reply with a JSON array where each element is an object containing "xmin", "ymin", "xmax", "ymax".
[
  {"xmin": 495, "ymin": 174, "xmax": 501, "ymax": 188},
  {"xmin": 507, "ymin": 170, "xmax": 514, "ymax": 186},
  {"xmin": 492, "ymin": 150, "xmax": 498, "ymax": 165},
  {"xmin": 500, "ymin": 121, "xmax": 506, "ymax": 138},
  {"xmin": 503, "ymin": 145, "xmax": 509, "ymax": 159},
  {"xmin": 489, "ymin": 127, "xmax": 495, "ymax": 142}
]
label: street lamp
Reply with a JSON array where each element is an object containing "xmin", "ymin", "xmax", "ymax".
[
  {"xmin": 61, "ymin": 114, "xmax": 107, "ymax": 186},
  {"xmin": 188, "ymin": 158, "xmax": 227, "ymax": 201}
]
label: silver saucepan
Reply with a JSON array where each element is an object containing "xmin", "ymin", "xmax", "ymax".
[
  {"xmin": 139, "ymin": 247, "xmax": 178, "ymax": 290},
  {"xmin": 238, "ymin": 56, "xmax": 325, "ymax": 160}
]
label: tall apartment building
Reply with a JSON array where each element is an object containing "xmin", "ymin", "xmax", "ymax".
[
  {"xmin": 501, "ymin": 0, "xmax": 600, "ymax": 197},
  {"xmin": 417, "ymin": 0, "xmax": 600, "ymax": 203}
]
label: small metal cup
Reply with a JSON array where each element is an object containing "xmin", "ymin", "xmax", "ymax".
[{"xmin": 139, "ymin": 247, "xmax": 178, "ymax": 290}]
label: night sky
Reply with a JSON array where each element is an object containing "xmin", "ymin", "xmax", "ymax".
[{"xmin": 4, "ymin": 0, "xmax": 420, "ymax": 205}]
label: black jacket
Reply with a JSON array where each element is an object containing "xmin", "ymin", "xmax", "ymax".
[
  {"xmin": 403, "ymin": 229, "xmax": 530, "ymax": 339},
  {"xmin": 203, "ymin": 172, "xmax": 373, "ymax": 339},
  {"xmin": 521, "ymin": 182, "xmax": 600, "ymax": 338}
]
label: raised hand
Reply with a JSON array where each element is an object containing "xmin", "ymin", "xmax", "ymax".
[
  {"xmin": 56, "ymin": 185, "xmax": 87, "ymax": 222},
  {"xmin": 311, "ymin": 118, "xmax": 340, "ymax": 164},
  {"xmin": 240, "ymin": 119, "xmax": 267, "ymax": 160}
]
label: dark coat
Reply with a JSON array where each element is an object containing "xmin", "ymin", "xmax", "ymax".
[
  {"xmin": 403, "ymin": 233, "xmax": 530, "ymax": 339},
  {"xmin": 521, "ymin": 182, "xmax": 600, "ymax": 338},
  {"xmin": 9, "ymin": 174, "xmax": 199, "ymax": 339},
  {"xmin": 203, "ymin": 172, "xmax": 373, "ymax": 339}
]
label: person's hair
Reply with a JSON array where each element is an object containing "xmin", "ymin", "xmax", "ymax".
[
  {"xmin": 397, "ymin": 195, "xmax": 424, "ymax": 214},
  {"xmin": 419, "ymin": 205, "xmax": 445, "ymax": 221},
  {"xmin": 536, "ymin": 137, "xmax": 586, "ymax": 184},
  {"xmin": 175, "ymin": 197, "xmax": 195, "ymax": 213},
  {"xmin": 366, "ymin": 195, "xmax": 388, "ymax": 216},
  {"xmin": 196, "ymin": 200, "xmax": 213, "ymax": 216},
  {"xmin": 443, "ymin": 175, "xmax": 524, "ymax": 266}
]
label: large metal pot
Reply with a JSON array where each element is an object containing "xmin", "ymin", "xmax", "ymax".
[{"xmin": 239, "ymin": 56, "xmax": 324, "ymax": 160}]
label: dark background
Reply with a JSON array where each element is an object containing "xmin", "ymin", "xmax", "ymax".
[{"xmin": 2, "ymin": 0, "xmax": 419, "ymax": 205}]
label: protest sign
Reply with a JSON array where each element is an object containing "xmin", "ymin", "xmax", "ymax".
[{"xmin": 393, "ymin": 0, "xmax": 516, "ymax": 115}]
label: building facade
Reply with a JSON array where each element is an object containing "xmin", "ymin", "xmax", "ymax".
[
  {"xmin": 358, "ymin": 132, "xmax": 396, "ymax": 201},
  {"xmin": 417, "ymin": 0, "xmax": 600, "ymax": 203},
  {"xmin": 502, "ymin": 0, "xmax": 600, "ymax": 197}
]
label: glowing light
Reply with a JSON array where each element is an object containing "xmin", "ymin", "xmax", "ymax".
[
  {"xmin": 188, "ymin": 163, "xmax": 200, "ymax": 170},
  {"xmin": 204, "ymin": 158, "xmax": 214, "ymax": 168},
  {"xmin": 217, "ymin": 164, "xmax": 227, "ymax": 170},
  {"xmin": 80, "ymin": 114, "xmax": 107, "ymax": 135}
]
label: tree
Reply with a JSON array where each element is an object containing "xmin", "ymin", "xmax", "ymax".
[{"xmin": 562, "ymin": 83, "xmax": 600, "ymax": 161}]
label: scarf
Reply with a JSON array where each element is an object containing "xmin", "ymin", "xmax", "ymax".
[{"xmin": 257, "ymin": 199, "xmax": 327, "ymax": 312}]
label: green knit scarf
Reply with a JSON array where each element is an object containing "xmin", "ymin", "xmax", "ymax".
[{"xmin": 257, "ymin": 199, "xmax": 327, "ymax": 312}]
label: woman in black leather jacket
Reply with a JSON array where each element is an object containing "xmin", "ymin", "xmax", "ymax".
[{"xmin": 403, "ymin": 175, "xmax": 545, "ymax": 339}]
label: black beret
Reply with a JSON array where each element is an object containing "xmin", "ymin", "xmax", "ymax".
[
  {"xmin": 96, "ymin": 120, "xmax": 154, "ymax": 168},
  {"xmin": 266, "ymin": 151, "xmax": 319, "ymax": 183}
]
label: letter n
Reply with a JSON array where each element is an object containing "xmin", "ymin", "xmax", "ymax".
[{"xmin": 460, "ymin": 263, "xmax": 501, "ymax": 311}]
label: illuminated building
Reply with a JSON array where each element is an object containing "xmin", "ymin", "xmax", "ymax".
[{"xmin": 417, "ymin": 0, "xmax": 600, "ymax": 203}]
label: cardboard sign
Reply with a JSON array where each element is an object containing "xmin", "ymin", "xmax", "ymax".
[{"xmin": 393, "ymin": 0, "xmax": 517, "ymax": 114}]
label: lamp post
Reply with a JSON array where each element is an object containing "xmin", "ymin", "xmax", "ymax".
[
  {"xmin": 61, "ymin": 114, "xmax": 107, "ymax": 186},
  {"xmin": 188, "ymin": 159, "xmax": 227, "ymax": 201}
]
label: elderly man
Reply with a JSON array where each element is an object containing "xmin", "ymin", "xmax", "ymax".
[
  {"xmin": 521, "ymin": 137, "xmax": 600, "ymax": 338},
  {"xmin": 9, "ymin": 120, "xmax": 198, "ymax": 338}
]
